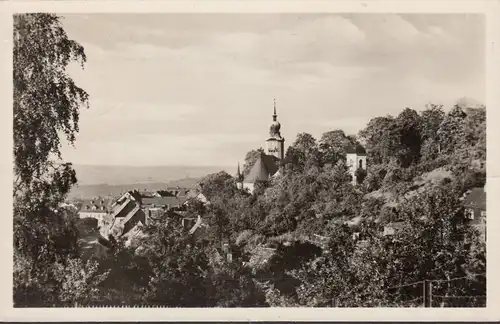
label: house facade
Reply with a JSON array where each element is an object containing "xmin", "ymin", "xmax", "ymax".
[
  {"xmin": 346, "ymin": 143, "xmax": 367, "ymax": 185},
  {"xmin": 463, "ymin": 186, "xmax": 486, "ymax": 241},
  {"xmin": 76, "ymin": 198, "xmax": 113, "ymax": 228}
]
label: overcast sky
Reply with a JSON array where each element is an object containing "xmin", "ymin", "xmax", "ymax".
[{"xmin": 60, "ymin": 13, "xmax": 485, "ymax": 167}]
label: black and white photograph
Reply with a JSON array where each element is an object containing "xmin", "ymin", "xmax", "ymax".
[{"xmin": 8, "ymin": 2, "xmax": 494, "ymax": 314}]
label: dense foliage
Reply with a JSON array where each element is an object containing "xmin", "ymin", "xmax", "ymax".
[{"xmin": 14, "ymin": 14, "xmax": 486, "ymax": 307}]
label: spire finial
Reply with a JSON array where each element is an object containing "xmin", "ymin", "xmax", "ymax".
[{"xmin": 273, "ymin": 98, "xmax": 277, "ymax": 121}]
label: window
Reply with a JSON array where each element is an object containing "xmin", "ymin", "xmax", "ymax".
[
  {"xmin": 465, "ymin": 208, "xmax": 474, "ymax": 220},
  {"xmin": 359, "ymin": 159, "xmax": 363, "ymax": 169},
  {"xmin": 481, "ymin": 210, "xmax": 486, "ymax": 218}
]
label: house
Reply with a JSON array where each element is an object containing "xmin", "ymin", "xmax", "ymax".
[
  {"xmin": 75, "ymin": 198, "xmax": 112, "ymax": 228},
  {"xmin": 463, "ymin": 187, "xmax": 486, "ymax": 222},
  {"xmin": 463, "ymin": 186, "xmax": 486, "ymax": 241},
  {"xmin": 184, "ymin": 188, "xmax": 210, "ymax": 206},
  {"xmin": 346, "ymin": 143, "xmax": 367, "ymax": 185},
  {"xmin": 76, "ymin": 217, "xmax": 112, "ymax": 260},
  {"xmin": 383, "ymin": 221, "xmax": 407, "ymax": 237},
  {"xmin": 108, "ymin": 195, "xmax": 147, "ymax": 239}
]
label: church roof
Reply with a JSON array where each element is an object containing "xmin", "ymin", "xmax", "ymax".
[{"xmin": 244, "ymin": 154, "xmax": 280, "ymax": 183}]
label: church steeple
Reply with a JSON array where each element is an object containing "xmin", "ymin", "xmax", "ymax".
[
  {"xmin": 266, "ymin": 98, "xmax": 285, "ymax": 160},
  {"xmin": 236, "ymin": 162, "xmax": 243, "ymax": 189},
  {"xmin": 273, "ymin": 97, "xmax": 277, "ymax": 122},
  {"xmin": 236, "ymin": 162, "xmax": 242, "ymax": 179}
]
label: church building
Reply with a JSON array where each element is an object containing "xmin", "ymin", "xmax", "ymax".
[
  {"xmin": 236, "ymin": 99, "xmax": 368, "ymax": 192},
  {"xmin": 240, "ymin": 100, "xmax": 285, "ymax": 193}
]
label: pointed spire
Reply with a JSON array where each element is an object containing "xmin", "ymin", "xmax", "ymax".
[
  {"xmin": 273, "ymin": 97, "xmax": 277, "ymax": 121},
  {"xmin": 236, "ymin": 162, "xmax": 243, "ymax": 182}
]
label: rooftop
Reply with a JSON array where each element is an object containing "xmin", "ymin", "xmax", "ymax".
[
  {"xmin": 463, "ymin": 187, "xmax": 486, "ymax": 210},
  {"xmin": 244, "ymin": 153, "xmax": 280, "ymax": 183},
  {"xmin": 141, "ymin": 196, "xmax": 188, "ymax": 207},
  {"xmin": 346, "ymin": 143, "xmax": 367, "ymax": 155}
]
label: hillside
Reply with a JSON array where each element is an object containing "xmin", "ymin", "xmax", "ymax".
[
  {"xmin": 67, "ymin": 178, "xmax": 202, "ymax": 199},
  {"xmin": 72, "ymin": 164, "xmax": 231, "ymax": 186},
  {"xmin": 67, "ymin": 164, "xmax": 231, "ymax": 199}
]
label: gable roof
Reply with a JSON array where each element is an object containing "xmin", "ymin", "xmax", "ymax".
[
  {"xmin": 244, "ymin": 154, "xmax": 280, "ymax": 183},
  {"xmin": 75, "ymin": 198, "xmax": 113, "ymax": 212},
  {"xmin": 463, "ymin": 187, "xmax": 486, "ymax": 210}
]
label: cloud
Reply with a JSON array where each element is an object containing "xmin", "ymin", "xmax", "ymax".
[{"xmin": 61, "ymin": 14, "xmax": 485, "ymax": 166}]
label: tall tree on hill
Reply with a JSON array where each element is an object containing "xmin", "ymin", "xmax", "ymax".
[
  {"xmin": 395, "ymin": 108, "xmax": 422, "ymax": 167},
  {"xmin": 199, "ymin": 171, "xmax": 235, "ymax": 201},
  {"xmin": 420, "ymin": 104, "xmax": 445, "ymax": 163},
  {"xmin": 437, "ymin": 105, "xmax": 467, "ymax": 157},
  {"xmin": 318, "ymin": 130, "xmax": 350, "ymax": 164},
  {"xmin": 286, "ymin": 132, "xmax": 317, "ymax": 170},
  {"xmin": 13, "ymin": 13, "xmax": 91, "ymax": 306},
  {"xmin": 358, "ymin": 116, "xmax": 399, "ymax": 165},
  {"xmin": 463, "ymin": 106, "xmax": 486, "ymax": 161}
]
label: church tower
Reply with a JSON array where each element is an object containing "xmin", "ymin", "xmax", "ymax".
[{"xmin": 265, "ymin": 99, "xmax": 285, "ymax": 160}]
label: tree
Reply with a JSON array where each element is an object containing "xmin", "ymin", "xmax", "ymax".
[
  {"xmin": 358, "ymin": 116, "xmax": 398, "ymax": 165},
  {"xmin": 420, "ymin": 104, "xmax": 445, "ymax": 162},
  {"xmin": 285, "ymin": 133, "xmax": 317, "ymax": 171},
  {"xmin": 207, "ymin": 261, "xmax": 268, "ymax": 307},
  {"xmin": 319, "ymin": 130, "xmax": 350, "ymax": 164},
  {"xmin": 292, "ymin": 132, "xmax": 317, "ymax": 156},
  {"xmin": 395, "ymin": 108, "xmax": 422, "ymax": 167},
  {"xmin": 52, "ymin": 258, "xmax": 109, "ymax": 307},
  {"xmin": 355, "ymin": 167, "xmax": 367, "ymax": 185},
  {"xmin": 199, "ymin": 171, "xmax": 235, "ymax": 201},
  {"xmin": 138, "ymin": 220, "xmax": 212, "ymax": 307},
  {"xmin": 13, "ymin": 13, "xmax": 89, "ymax": 306},
  {"xmin": 437, "ymin": 105, "xmax": 467, "ymax": 156}
]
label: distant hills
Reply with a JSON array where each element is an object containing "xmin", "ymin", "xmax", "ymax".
[{"xmin": 68, "ymin": 164, "xmax": 231, "ymax": 199}]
